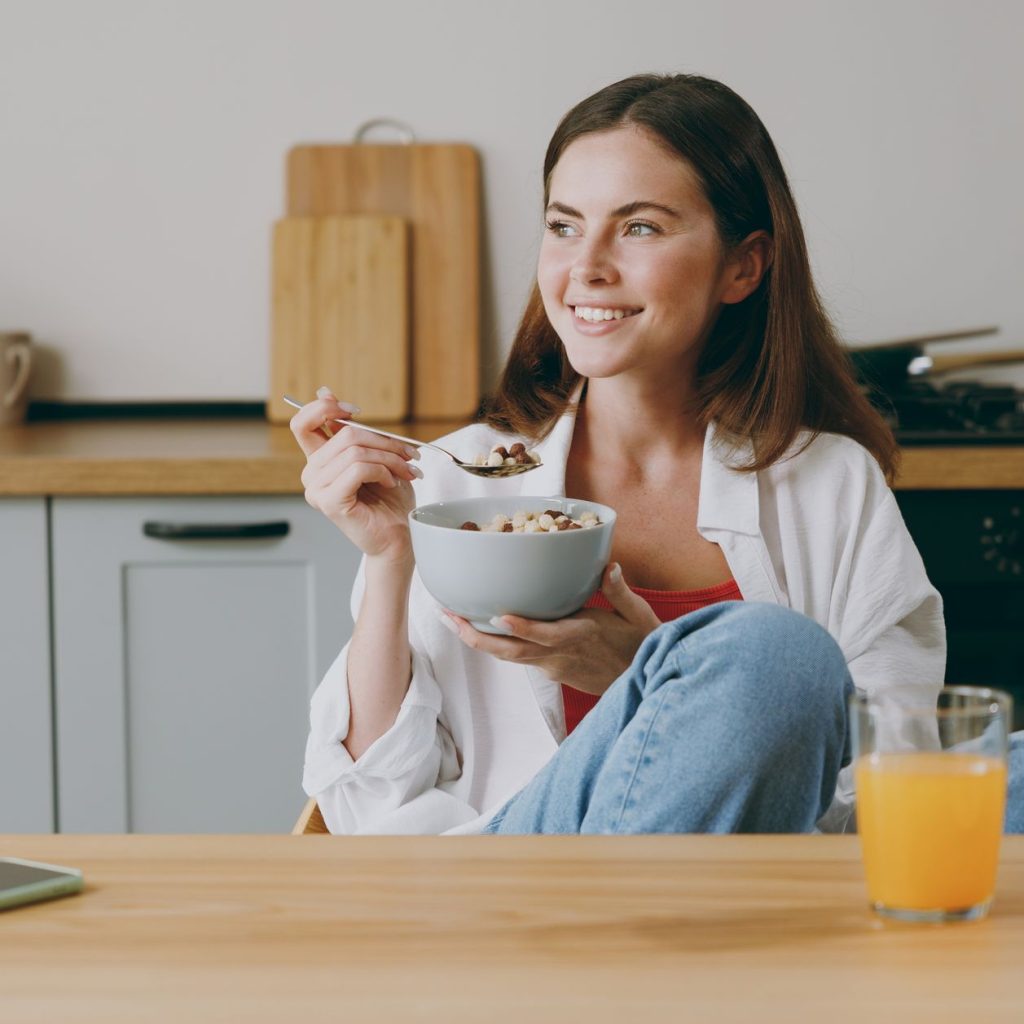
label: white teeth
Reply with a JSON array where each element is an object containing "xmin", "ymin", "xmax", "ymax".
[{"xmin": 573, "ymin": 306, "xmax": 638, "ymax": 322}]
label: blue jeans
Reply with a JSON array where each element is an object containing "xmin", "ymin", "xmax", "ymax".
[
  {"xmin": 1007, "ymin": 735, "xmax": 1024, "ymax": 833},
  {"xmin": 484, "ymin": 603, "xmax": 853, "ymax": 834},
  {"xmin": 483, "ymin": 602, "xmax": 1024, "ymax": 834}
]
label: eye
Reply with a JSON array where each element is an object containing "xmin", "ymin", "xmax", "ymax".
[
  {"xmin": 545, "ymin": 220, "xmax": 578, "ymax": 238},
  {"xmin": 625, "ymin": 220, "xmax": 659, "ymax": 237}
]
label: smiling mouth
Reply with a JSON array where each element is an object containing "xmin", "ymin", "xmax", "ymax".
[{"xmin": 571, "ymin": 305, "xmax": 643, "ymax": 323}]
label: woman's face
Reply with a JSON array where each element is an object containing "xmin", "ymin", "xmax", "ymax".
[{"xmin": 537, "ymin": 126, "xmax": 737, "ymax": 383}]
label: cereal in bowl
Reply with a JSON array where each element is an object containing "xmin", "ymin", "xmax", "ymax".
[{"xmin": 459, "ymin": 509, "xmax": 602, "ymax": 533}]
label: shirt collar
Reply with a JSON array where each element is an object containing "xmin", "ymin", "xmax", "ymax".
[
  {"xmin": 526, "ymin": 384, "xmax": 761, "ymax": 538},
  {"xmin": 697, "ymin": 422, "xmax": 761, "ymax": 536}
]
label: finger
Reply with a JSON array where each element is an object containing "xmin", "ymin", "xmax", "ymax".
[
  {"xmin": 289, "ymin": 396, "xmax": 357, "ymax": 457},
  {"xmin": 490, "ymin": 613, "xmax": 591, "ymax": 648},
  {"xmin": 315, "ymin": 385, "xmax": 361, "ymax": 416},
  {"xmin": 439, "ymin": 611, "xmax": 544, "ymax": 661},
  {"xmin": 310, "ymin": 461, "xmax": 404, "ymax": 517},
  {"xmin": 600, "ymin": 563, "xmax": 661, "ymax": 629},
  {"xmin": 305, "ymin": 423, "xmax": 421, "ymax": 475},
  {"xmin": 343, "ymin": 424, "xmax": 422, "ymax": 462},
  {"xmin": 305, "ymin": 442, "xmax": 422, "ymax": 490}
]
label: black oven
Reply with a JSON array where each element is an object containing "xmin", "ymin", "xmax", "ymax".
[{"xmin": 895, "ymin": 489, "xmax": 1024, "ymax": 731}]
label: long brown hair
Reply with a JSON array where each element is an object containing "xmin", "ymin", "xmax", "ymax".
[{"xmin": 482, "ymin": 73, "xmax": 899, "ymax": 481}]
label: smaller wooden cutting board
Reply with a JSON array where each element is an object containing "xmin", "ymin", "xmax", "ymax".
[{"xmin": 268, "ymin": 215, "xmax": 409, "ymax": 423}]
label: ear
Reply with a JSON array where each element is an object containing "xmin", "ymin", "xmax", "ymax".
[{"xmin": 720, "ymin": 230, "xmax": 773, "ymax": 305}]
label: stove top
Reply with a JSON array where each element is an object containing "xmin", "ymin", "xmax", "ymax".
[{"xmin": 869, "ymin": 381, "xmax": 1024, "ymax": 445}]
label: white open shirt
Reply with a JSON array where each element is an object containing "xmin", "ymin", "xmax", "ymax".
[{"xmin": 303, "ymin": 396, "xmax": 946, "ymax": 835}]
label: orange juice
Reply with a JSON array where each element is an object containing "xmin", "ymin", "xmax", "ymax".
[{"xmin": 855, "ymin": 752, "xmax": 1006, "ymax": 912}]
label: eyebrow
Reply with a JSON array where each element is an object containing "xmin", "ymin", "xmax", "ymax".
[{"xmin": 546, "ymin": 200, "xmax": 682, "ymax": 219}]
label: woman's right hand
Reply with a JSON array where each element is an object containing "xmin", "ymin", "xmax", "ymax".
[{"xmin": 289, "ymin": 388, "xmax": 422, "ymax": 562}]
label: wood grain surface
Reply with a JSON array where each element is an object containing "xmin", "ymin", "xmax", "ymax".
[
  {"xmin": 1, "ymin": 834, "xmax": 1022, "ymax": 1022},
  {"xmin": 269, "ymin": 215, "xmax": 409, "ymax": 423},
  {"xmin": 0, "ymin": 421, "xmax": 1022, "ymax": 495},
  {"xmin": 286, "ymin": 142, "xmax": 480, "ymax": 420}
]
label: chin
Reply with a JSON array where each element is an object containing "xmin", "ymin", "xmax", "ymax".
[{"xmin": 560, "ymin": 347, "xmax": 631, "ymax": 380}]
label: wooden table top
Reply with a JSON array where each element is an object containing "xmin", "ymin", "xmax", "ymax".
[
  {"xmin": 2, "ymin": 834, "xmax": 1022, "ymax": 1022},
  {"xmin": 1, "ymin": 418, "xmax": 1023, "ymax": 494}
]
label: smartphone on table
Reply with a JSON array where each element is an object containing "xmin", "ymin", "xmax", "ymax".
[{"xmin": 0, "ymin": 857, "xmax": 84, "ymax": 911}]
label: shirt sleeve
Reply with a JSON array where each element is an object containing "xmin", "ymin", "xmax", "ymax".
[
  {"xmin": 300, "ymin": 557, "xmax": 481, "ymax": 835},
  {"xmin": 818, "ymin": 459, "xmax": 946, "ymax": 833}
]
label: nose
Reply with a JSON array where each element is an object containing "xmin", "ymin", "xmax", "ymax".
[{"xmin": 569, "ymin": 236, "xmax": 618, "ymax": 286}]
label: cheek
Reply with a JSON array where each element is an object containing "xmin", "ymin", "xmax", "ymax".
[
  {"xmin": 536, "ymin": 247, "xmax": 568, "ymax": 312},
  {"xmin": 647, "ymin": 254, "xmax": 720, "ymax": 314}
]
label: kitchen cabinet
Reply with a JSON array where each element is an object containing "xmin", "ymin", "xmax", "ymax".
[
  {"xmin": 50, "ymin": 496, "xmax": 361, "ymax": 834},
  {"xmin": 0, "ymin": 499, "xmax": 54, "ymax": 832}
]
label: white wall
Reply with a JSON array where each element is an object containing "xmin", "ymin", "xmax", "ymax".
[{"xmin": 1, "ymin": 0, "xmax": 1022, "ymax": 402}]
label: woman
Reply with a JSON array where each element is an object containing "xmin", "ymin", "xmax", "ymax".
[{"xmin": 290, "ymin": 73, "xmax": 1010, "ymax": 836}]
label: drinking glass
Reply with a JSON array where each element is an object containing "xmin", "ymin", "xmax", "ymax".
[{"xmin": 850, "ymin": 685, "xmax": 1012, "ymax": 922}]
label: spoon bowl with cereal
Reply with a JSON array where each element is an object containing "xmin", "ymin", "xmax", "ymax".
[{"xmin": 282, "ymin": 395, "xmax": 542, "ymax": 478}]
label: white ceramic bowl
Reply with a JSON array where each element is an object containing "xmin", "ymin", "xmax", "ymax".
[{"xmin": 409, "ymin": 496, "xmax": 617, "ymax": 633}]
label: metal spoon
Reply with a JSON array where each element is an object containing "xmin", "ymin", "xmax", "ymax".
[{"xmin": 281, "ymin": 395, "xmax": 542, "ymax": 478}]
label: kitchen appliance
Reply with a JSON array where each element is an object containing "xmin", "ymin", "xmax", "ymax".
[
  {"xmin": 851, "ymin": 327, "xmax": 1024, "ymax": 444},
  {"xmin": 284, "ymin": 123, "xmax": 480, "ymax": 421},
  {"xmin": 854, "ymin": 328, "xmax": 1024, "ymax": 728},
  {"xmin": 895, "ymin": 489, "xmax": 1024, "ymax": 731},
  {"xmin": 268, "ymin": 215, "xmax": 409, "ymax": 423},
  {"xmin": 880, "ymin": 379, "xmax": 1024, "ymax": 444}
]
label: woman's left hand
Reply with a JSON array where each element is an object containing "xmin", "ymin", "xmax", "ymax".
[{"xmin": 440, "ymin": 563, "xmax": 662, "ymax": 696}]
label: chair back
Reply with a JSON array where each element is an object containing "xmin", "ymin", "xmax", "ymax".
[{"xmin": 292, "ymin": 797, "xmax": 330, "ymax": 835}]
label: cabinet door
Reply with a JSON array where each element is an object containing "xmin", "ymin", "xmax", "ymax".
[
  {"xmin": 51, "ymin": 497, "xmax": 361, "ymax": 833},
  {"xmin": 0, "ymin": 498, "xmax": 54, "ymax": 832}
]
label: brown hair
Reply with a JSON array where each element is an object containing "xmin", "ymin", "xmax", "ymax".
[{"xmin": 482, "ymin": 73, "xmax": 899, "ymax": 481}]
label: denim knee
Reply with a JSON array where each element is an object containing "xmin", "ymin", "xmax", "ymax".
[{"xmin": 639, "ymin": 602, "xmax": 852, "ymax": 743}]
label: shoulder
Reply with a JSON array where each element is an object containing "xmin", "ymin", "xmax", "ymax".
[
  {"xmin": 755, "ymin": 431, "xmax": 893, "ymax": 521},
  {"xmin": 768, "ymin": 430, "xmax": 887, "ymax": 488}
]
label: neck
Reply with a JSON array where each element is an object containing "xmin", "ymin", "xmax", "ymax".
[{"xmin": 576, "ymin": 376, "xmax": 706, "ymax": 469}]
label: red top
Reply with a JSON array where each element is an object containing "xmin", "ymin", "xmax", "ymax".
[{"xmin": 561, "ymin": 578, "xmax": 744, "ymax": 736}]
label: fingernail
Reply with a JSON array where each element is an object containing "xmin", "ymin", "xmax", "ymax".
[
  {"xmin": 409, "ymin": 464, "xmax": 424, "ymax": 479},
  {"xmin": 609, "ymin": 563, "xmax": 622, "ymax": 583},
  {"xmin": 489, "ymin": 616, "xmax": 509, "ymax": 630},
  {"xmin": 315, "ymin": 386, "xmax": 333, "ymax": 399},
  {"xmin": 438, "ymin": 612, "xmax": 458, "ymax": 634},
  {"xmin": 338, "ymin": 400, "xmax": 361, "ymax": 414},
  {"xmin": 403, "ymin": 445, "xmax": 421, "ymax": 460}
]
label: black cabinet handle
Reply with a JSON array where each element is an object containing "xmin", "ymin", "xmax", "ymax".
[{"xmin": 142, "ymin": 520, "xmax": 291, "ymax": 540}]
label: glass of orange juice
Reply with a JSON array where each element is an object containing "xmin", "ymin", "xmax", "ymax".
[{"xmin": 851, "ymin": 686, "xmax": 1012, "ymax": 922}]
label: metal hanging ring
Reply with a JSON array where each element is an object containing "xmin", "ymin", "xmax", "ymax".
[{"xmin": 353, "ymin": 118, "xmax": 416, "ymax": 144}]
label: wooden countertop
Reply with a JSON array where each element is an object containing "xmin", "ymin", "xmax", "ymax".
[
  {"xmin": 2, "ymin": 834, "xmax": 1022, "ymax": 1022},
  {"xmin": 0, "ymin": 417, "xmax": 467, "ymax": 496},
  {"xmin": 1, "ymin": 419, "xmax": 1023, "ymax": 494}
]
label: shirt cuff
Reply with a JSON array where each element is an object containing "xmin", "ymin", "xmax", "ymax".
[{"xmin": 302, "ymin": 643, "xmax": 443, "ymax": 796}]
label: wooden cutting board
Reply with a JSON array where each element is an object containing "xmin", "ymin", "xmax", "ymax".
[
  {"xmin": 267, "ymin": 215, "xmax": 409, "ymax": 423},
  {"xmin": 286, "ymin": 142, "xmax": 479, "ymax": 420}
]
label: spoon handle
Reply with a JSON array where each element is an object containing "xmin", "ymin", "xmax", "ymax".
[
  {"xmin": 342, "ymin": 419, "xmax": 425, "ymax": 450},
  {"xmin": 281, "ymin": 395, "xmax": 456, "ymax": 461}
]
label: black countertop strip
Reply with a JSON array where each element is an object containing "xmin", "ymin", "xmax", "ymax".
[{"xmin": 27, "ymin": 401, "xmax": 267, "ymax": 422}]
